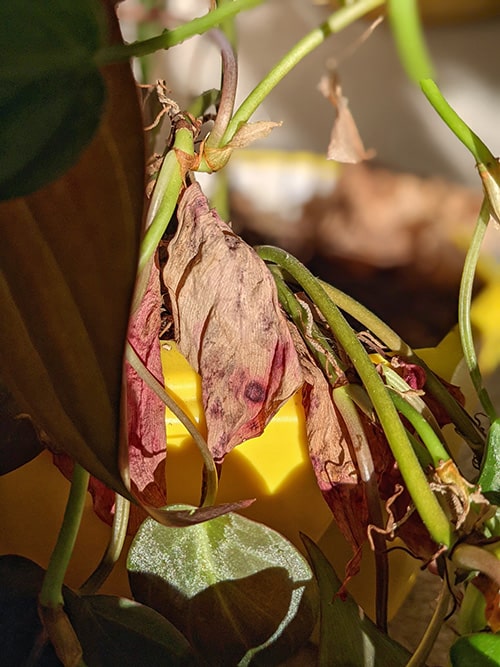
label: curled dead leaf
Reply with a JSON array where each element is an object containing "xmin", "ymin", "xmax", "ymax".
[
  {"xmin": 163, "ymin": 182, "xmax": 302, "ymax": 462},
  {"xmin": 289, "ymin": 325, "xmax": 367, "ymax": 576},
  {"xmin": 318, "ymin": 73, "xmax": 374, "ymax": 164},
  {"xmin": 204, "ymin": 121, "xmax": 282, "ymax": 171}
]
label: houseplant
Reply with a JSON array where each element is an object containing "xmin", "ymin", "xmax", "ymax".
[{"xmin": 1, "ymin": 0, "xmax": 499, "ymax": 664}]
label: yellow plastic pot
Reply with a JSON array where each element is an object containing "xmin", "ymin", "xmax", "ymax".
[{"xmin": 0, "ymin": 343, "xmax": 418, "ymax": 619}]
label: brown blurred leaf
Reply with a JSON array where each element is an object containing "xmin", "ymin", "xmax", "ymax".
[
  {"xmin": 290, "ymin": 326, "xmax": 368, "ymax": 571},
  {"xmin": 0, "ymin": 4, "xmax": 144, "ymax": 496},
  {"xmin": 319, "ymin": 73, "xmax": 374, "ymax": 164},
  {"xmin": 163, "ymin": 183, "xmax": 302, "ymax": 461}
]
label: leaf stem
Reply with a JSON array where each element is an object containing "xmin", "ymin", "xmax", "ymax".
[
  {"xmin": 79, "ymin": 493, "xmax": 130, "ymax": 595},
  {"xmin": 125, "ymin": 342, "xmax": 218, "ymax": 507},
  {"xmin": 388, "ymin": 389, "xmax": 450, "ymax": 467},
  {"xmin": 387, "ymin": 0, "xmax": 434, "ymax": 83},
  {"xmin": 222, "ymin": 0, "xmax": 385, "ymax": 144},
  {"xmin": 39, "ymin": 463, "xmax": 90, "ymax": 608},
  {"xmin": 452, "ymin": 543, "xmax": 500, "ymax": 589},
  {"xmin": 333, "ymin": 385, "xmax": 388, "ymax": 631},
  {"xmin": 420, "ymin": 80, "xmax": 496, "ymax": 167},
  {"xmin": 205, "ymin": 29, "xmax": 238, "ymax": 148},
  {"xmin": 406, "ymin": 577, "xmax": 451, "ymax": 667},
  {"xmin": 317, "ymin": 278, "xmax": 485, "ymax": 456},
  {"xmin": 139, "ymin": 126, "xmax": 194, "ymax": 275},
  {"xmin": 458, "ymin": 198, "xmax": 497, "ymax": 423},
  {"xmin": 257, "ymin": 246, "xmax": 454, "ymax": 548},
  {"xmin": 95, "ymin": 0, "xmax": 263, "ymax": 65}
]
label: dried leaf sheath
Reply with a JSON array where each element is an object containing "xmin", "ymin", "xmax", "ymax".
[{"xmin": 163, "ymin": 183, "xmax": 303, "ymax": 461}]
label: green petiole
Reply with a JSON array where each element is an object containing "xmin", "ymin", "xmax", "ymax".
[{"xmin": 257, "ymin": 246, "xmax": 454, "ymax": 548}]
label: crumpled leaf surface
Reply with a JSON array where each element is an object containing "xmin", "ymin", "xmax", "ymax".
[
  {"xmin": 163, "ymin": 182, "xmax": 303, "ymax": 462},
  {"xmin": 318, "ymin": 73, "xmax": 374, "ymax": 164},
  {"xmin": 289, "ymin": 326, "xmax": 368, "ymax": 575}
]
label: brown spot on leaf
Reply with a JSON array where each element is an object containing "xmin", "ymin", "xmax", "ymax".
[{"xmin": 244, "ymin": 381, "xmax": 266, "ymax": 404}]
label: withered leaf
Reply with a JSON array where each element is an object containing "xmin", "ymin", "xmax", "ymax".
[
  {"xmin": 289, "ymin": 326, "xmax": 368, "ymax": 572},
  {"xmin": 163, "ymin": 183, "xmax": 302, "ymax": 461},
  {"xmin": 204, "ymin": 121, "xmax": 282, "ymax": 172},
  {"xmin": 318, "ymin": 73, "xmax": 374, "ymax": 164}
]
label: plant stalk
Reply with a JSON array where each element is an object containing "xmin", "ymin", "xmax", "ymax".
[
  {"xmin": 257, "ymin": 246, "xmax": 454, "ymax": 548},
  {"xmin": 39, "ymin": 463, "xmax": 90, "ymax": 608},
  {"xmin": 222, "ymin": 0, "xmax": 385, "ymax": 145},
  {"xmin": 95, "ymin": 0, "xmax": 263, "ymax": 65},
  {"xmin": 458, "ymin": 198, "xmax": 497, "ymax": 423}
]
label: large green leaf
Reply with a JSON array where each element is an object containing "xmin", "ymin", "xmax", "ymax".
[
  {"xmin": 450, "ymin": 633, "xmax": 500, "ymax": 667},
  {"xmin": 301, "ymin": 533, "xmax": 411, "ymax": 667},
  {"xmin": 0, "ymin": 3, "xmax": 144, "ymax": 495},
  {"xmin": 0, "ymin": 555, "xmax": 196, "ymax": 666},
  {"xmin": 0, "ymin": 0, "xmax": 108, "ymax": 200},
  {"xmin": 128, "ymin": 508, "xmax": 319, "ymax": 666}
]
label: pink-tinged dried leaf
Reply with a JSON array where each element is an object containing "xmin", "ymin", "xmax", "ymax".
[
  {"xmin": 290, "ymin": 326, "xmax": 367, "ymax": 572},
  {"xmin": 163, "ymin": 183, "xmax": 303, "ymax": 462},
  {"xmin": 391, "ymin": 355, "xmax": 465, "ymax": 427},
  {"xmin": 125, "ymin": 265, "xmax": 166, "ymax": 502},
  {"xmin": 390, "ymin": 356, "xmax": 427, "ymax": 390},
  {"xmin": 318, "ymin": 74, "xmax": 374, "ymax": 164},
  {"xmin": 53, "ymin": 266, "xmax": 167, "ymax": 533}
]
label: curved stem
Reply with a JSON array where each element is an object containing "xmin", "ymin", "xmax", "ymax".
[
  {"xmin": 333, "ymin": 385, "xmax": 388, "ymax": 631},
  {"xmin": 222, "ymin": 0, "xmax": 385, "ymax": 145},
  {"xmin": 257, "ymin": 246, "xmax": 453, "ymax": 548},
  {"xmin": 388, "ymin": 0, "xmax": 434, "ymax": 83},
  {"xmin": 452, "ymin": 543, "xmax": 500, "ymax": 589},
  {"xmin": 79, "ymin": 493, "xmax": 130, "ymax": 595},
  {"xmin": 389, "ymin": 389, "xmax": 450, "ymax": 467},
  {"xmin": 95, "ymin": 0, "xmax": 263, "ymax": 65},
  {"xmin": 126, "ymin": 342, "xmax": 218, "ymax": 507},
  {"xmin": 205, "ymin": 29, "xmax": 238, "ymax": 148},
  {"xmin": 406, "ymin": 577, "xmax": 451, "ymax": 667},
  {"xmin": 39, "ymin": 464, "xmax": 90, "ymax": 607},
  {"xmin": 421, "ymin": 80, "xmax": 495, "ymax": 167},
  {"xmin": 139, "ymin": 126, "xmax": 195, "ymax": 275},
  {"xmin": 459, "ymin": 198, "xmax": 497, "ymax": 423},
  {"xmin": 317, "ymin": 278, "xmax": 485, "ymax": 456}
]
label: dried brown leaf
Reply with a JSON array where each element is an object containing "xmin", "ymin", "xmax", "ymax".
[
  {"xmin": 204, "ymin": 121, "xmax": 282, "ymax": 171},
  {"xmin": 318, "ymin": 74, "xmax": 374, "ymax": 164},
  {"xmin": 163, "ymin": 183, "xmax": 302, "ymax": 462},
  {"xmin": 289, "ymin": 326, "xmax": 368, "ymax": 569}
]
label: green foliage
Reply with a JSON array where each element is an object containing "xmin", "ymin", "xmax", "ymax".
[
  {"xmin": 301, "ymin": 534, "xmax": 411, "ymax": 667},
  {"xmin": 0, "ymin": 0, "xmax": 108, "ymax": 200},
  {"xmin": 128, "ymin": 508, "xmax": 319, "ymax": 666},
  {"xmin": 0, "ymin": 555, "xmax": 196, "ymax": 666},
  {"xmin": 450, "ymin": 633, "xmax": 500, "ymax": 667}
]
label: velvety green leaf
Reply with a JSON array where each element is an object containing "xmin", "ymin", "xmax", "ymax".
[
  {"xmin": 0, "ymin": 0, "xmax": 108, "ymax": 199},
  {"xmin": 450, "ymin": 633, "xmax": 500, "ymax": 667},
  {"xmin": 64, "ymin": 594, "xmax": 197, "ymax": 666},
  {"xmin": 478, "ymin": 419, "xmax": 500, "ymax": 505},
  {"xmin": 0, "ymin": 555, "xmax": 61, "ymax": 666},
  {"xmin": 0, "ymin": 3, "xmax": 144, "ymax": 496},
  {"xmin": 0, "ymin": 379, "xmax": 44, "ymax": 474},
  {"xmin": 301, "ymin": 533, "xmax": 411, "ymax": 667},
  {"xmin": 128, "ymin": 508, "xmax": 319, "ymax": 666},
  {"xmin": 0, "ymin": 555, "xmax": 197, "ymax": 666}
]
